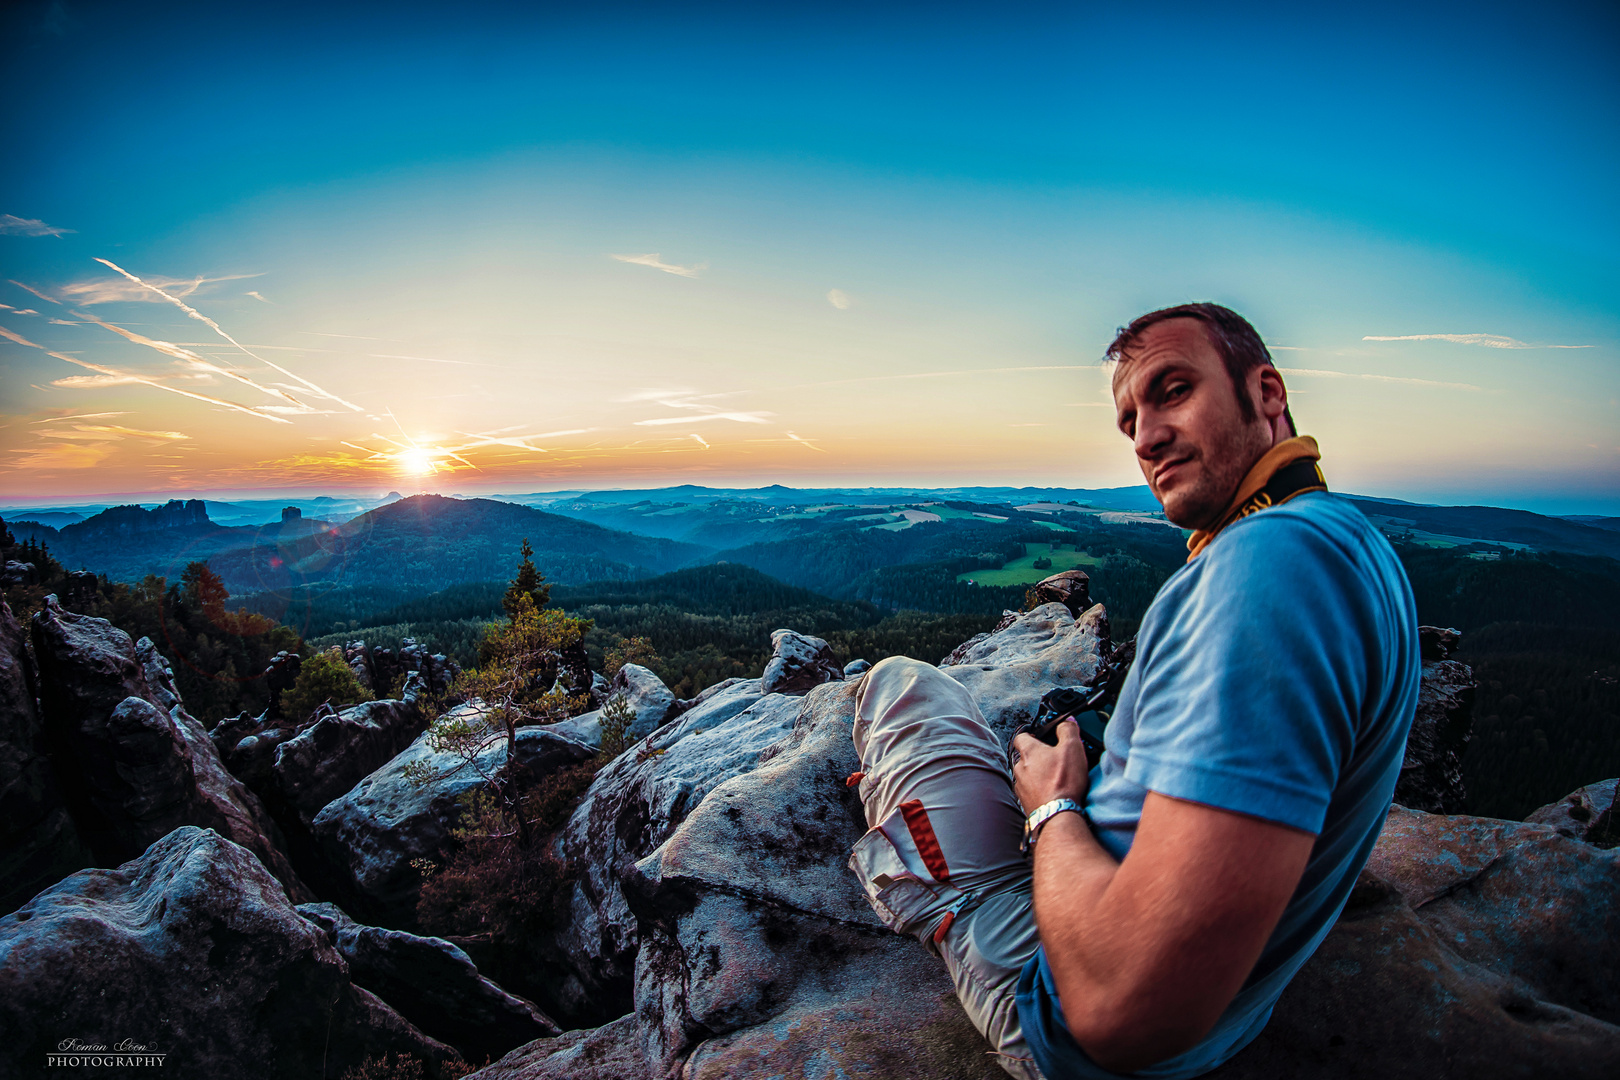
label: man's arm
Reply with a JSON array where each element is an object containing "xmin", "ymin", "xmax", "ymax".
[{"xmin": 1014, "ymin": 722, "xmax": 1315, "ymax": 1075}]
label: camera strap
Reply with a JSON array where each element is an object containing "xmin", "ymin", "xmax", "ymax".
[{"xmin": 1186, "ymin": 436, "xmax": 1328, "ymax": 562}]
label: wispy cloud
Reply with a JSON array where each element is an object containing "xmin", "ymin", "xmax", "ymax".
[
  {"xmin": 38, "ymin": 424, "xmax": 189, "ymax": 441},
  {"xmin": 1362, "ymin": 333, "xmax": 1591, "ymax": 350},
  {"xmin": 1277, "ymin": 367, "xmax": 1484, "ymax": 391},
  {"xmin": 71, "ymin": 308, "xmax": 306, "ymax": 406},
  {"xmin": 0, "ymin": 323, "xmax": 293, "ymax": 423},
  {"xmin": 611, "ymin": 253, "xmax": 705, "ymax": 278},
  {"xmin": 93, "ymin": 258, "xmax": 365, "ymax": 412},
  {"xmin": 60, "ymin": 270, "xmax": 262, "ymax": 305},
  {"xmin": 30, "ymin": 411, "xmax": 130, "ymax": 423},
  {"xmin": 634, "ymin": 410, "xmax": 773, "ymax": 426},
  {"xmin": 9, "ymin": 280, "xmax": 62, "ymax": 306},
  {"xmin": 245, "ymin": 290, "xmax": 272, "ymax": 304},
  {"xmin": 786, "ymin": 431, "xmax": 826, "ymax": 452},
  {"xmin": 0, "ymin": 214, "xmax": 73, "ymax": 237},
  {"xmin": 827, "ymin": 289, "xmax": 852, "ymax": 310},
  {"xmin": 688, "ymin": 434, "xmax": 710, "ymax": 449},
  {"xmin": 6, "ymin": 443, "xmax": 114, "ymax": 470}
]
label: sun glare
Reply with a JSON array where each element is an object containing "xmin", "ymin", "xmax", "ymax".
[{"xmin": 399, "ymin": 448, "xmax": 434, "ymax": 476}]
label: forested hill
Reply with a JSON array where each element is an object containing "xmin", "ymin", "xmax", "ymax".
[
  {"xmin": 203, "ymin": 495, "xmax": 707, "ymax": 591},
  {"xmin": 1, "ymin": 495, "xmax": 708, "ymax": 593}
]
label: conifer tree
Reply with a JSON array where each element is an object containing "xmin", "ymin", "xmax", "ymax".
[{"xmin": 502, "ymin": 538, "xmax": 551, "ymax": 620}]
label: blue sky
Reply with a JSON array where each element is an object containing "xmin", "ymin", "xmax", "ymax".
[{"xmin": 2, "ymin": 1, "xmax": 1617, "ymax": 513}]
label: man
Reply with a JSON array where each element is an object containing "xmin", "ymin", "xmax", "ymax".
[{"xmin": 848, "ymin": 303, "xmax": 1419, "ymax": 1079}]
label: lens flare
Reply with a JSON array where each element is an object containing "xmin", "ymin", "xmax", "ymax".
[{"xmin": 399, "ymin": 448, "xmax": 434, "ymax": 475}]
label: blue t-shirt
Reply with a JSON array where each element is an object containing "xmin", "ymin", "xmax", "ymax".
[{"xmin": 1015, "ymin": 491, "xmax": 1420, "ymax": 1079}]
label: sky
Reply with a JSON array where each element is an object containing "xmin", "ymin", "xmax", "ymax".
[{"xmin": 1, "ymin": 0, "xmax": 1617, "ymax": 515}]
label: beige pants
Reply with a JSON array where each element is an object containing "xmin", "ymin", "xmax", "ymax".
[{"xmin": 849, "ymin": 656, "xmax": 1046, "ymax": 1080}]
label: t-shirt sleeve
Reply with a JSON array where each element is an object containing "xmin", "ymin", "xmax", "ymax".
[{"xmin": 1122, "ymin": 513, "xmax": 1371, "ymax": 835}]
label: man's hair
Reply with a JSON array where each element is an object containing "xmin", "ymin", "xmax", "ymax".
[{"xmin": 1106, "ymin": 302, "xmax": 1294, "ymax": 432}]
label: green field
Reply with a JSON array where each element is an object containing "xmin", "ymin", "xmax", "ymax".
[{"xmin": 956, "ymin": 542, "xmax": 1103, "ymax": 587}]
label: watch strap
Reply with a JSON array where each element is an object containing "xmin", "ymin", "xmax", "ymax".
[{"xmin": 1021, "ymin": 797, "xmax": 1085, "ymax": 854}]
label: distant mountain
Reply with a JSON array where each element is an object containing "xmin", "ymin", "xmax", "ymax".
[
  {"xmin": 200, "ymin": 495, "xmax": 708, "ymax": 594},
  {"xmin": 1, "ymin": 495, "xmax": 709, "ymax": 594},
  {"xmin": 1344, "ymin": 496, "xmax": 1620, "ymax": 560}
]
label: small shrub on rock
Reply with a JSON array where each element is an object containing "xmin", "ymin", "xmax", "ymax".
[{"xmin": 280, "ymin": 649, "xmax": 372, "ymax": 721}]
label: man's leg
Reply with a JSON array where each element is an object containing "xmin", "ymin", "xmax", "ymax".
[{"xmin": 851, "ymin": 656, "xmax": 1045, "ymax": 1080}]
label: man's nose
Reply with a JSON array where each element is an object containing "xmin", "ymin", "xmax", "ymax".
[{"xmin": 1134, "ymin": 409, "xmax": 1174, "ymax": 459}]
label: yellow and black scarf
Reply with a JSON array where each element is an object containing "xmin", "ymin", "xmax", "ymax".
[{"xmin": 1185, "ymin": 435, "xmax": 1327, "ymax": 562}]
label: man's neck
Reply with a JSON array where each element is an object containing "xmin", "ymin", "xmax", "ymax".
[{"xmin": 1184, "ymin": 435, "xmax": 1326, "ymax": 561}]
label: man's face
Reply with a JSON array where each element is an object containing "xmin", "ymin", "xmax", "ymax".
[{"xmin": 1111, "ymin": 319, "xmax": 1276, "ymax": 530}]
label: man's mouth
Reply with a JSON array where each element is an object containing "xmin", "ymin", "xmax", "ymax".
[{"xmin": 1154, "ymin": 456, "xmax": 1195, "ymax": 490}]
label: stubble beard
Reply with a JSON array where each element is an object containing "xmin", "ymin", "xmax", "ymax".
[{"xmin": 1154, "ymin": 423, "xmax": 1272, "ymax": 531}]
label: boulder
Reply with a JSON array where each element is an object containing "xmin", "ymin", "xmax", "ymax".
[
  {"xmin": 311, "ymin": 706, "xmax": 595, "ymax": 927},
  {"xmin": 1210, "ymin": 806, "xmax": 1620, "ymax": 1078},
  {"xmin": 539, "ymin": 677, "xmax": 790, "ymax": 1024},
  {"xmin": 760, "ymin": 629, "xmax": 844, "ymax": 695},
  {"xmin": 1030, "ymin": 569, "xmax": 1092, "ymax": 616},
  {"xmin": 0, "ymin": 826, "xmax": 457, "ymax": 1080},
  {"xmin": 262, "ymin": 650, "xmax": 302, "ymax": 720},
  {"xmin": 299, "ymin": 901, "xmax": 558, "ymax": 1063},
  {"xmin": 0, "ymin": 596, "xmax": 92, "ymax": 914},
  {"xmin": 270, "ymin": 696, "xmax": 429, "ymax": 826},
  {"xmin": 941, "ymin": 601, "xmax": 1109, "ymax": 739},
  {"xmin": 1526, "ymin": 778, "xmax": 1618, "ymax": 846},
  {"xmin": 549, "ymin": 664, "xmax": 679, "ymax": 747},
  {"xmin": 474, "ymin": 1015, "xmax": 647, "ymax": 1080},
  {"xmin": 27, "ymin": 597, "xmax": 308, "ymax": 899},
  {"xmin": 1394, "ymin": 625, "xmax": 1476, "ymax": 814},
  {"xmin": 843, "ymin": 658, "xmax": 873, "ymax": 678}
]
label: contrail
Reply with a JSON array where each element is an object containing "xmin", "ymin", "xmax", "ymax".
[
  {"xmin": 93, "ymin": 258, "xmax": 366, "ymax": 411},
  {"xmin": 0, "ymin": 324, "xmax": 292, "ymax": 424},
  {"xmin": 8, "ymin": 280, "xmax": 63, "ymax": 306},
  {"xmin": 688, "ymin": 433, "xmax": 709, "ymax": 449},
  {"xmin": 71, "ymin": 309, "xmax": 305, "ymax": 406}
]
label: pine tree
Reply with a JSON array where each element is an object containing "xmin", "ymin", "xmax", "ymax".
[{"xmin": 502, "ymin": 538, "xmax": 551, "ymax": 620}]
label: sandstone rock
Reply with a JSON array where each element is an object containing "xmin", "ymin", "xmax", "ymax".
[
  {"xmin": 760, "ymin": 629, "xmax": 844, "ymax": 695},
  {"xmin": 540, "ymin": 677, "xmax": 788, "ymax": 1024},
  {"xmin": 262, "ymin": 650, "xmax": 302, "ymax": 719},
  {"xmin": 311, "ymin": 708, "xmax": 595, "ymax": 926},
  {"xmin": 27, "ymin": 597, "xmax": 308, "ymax": 899},
  {"xmin": 1030, "ymin": 569, "xmax": 1092, "ymax": 616},
  {"xmin": 549, "ymin": 664, "xmax": 679, "ymax": 747},
  {"xmin": 271, "ymin": 696, "xmax": 428, "ymax": 826},
  {"xmin": 1394, "ymin": 626, "xmax": 1476, "ymax": 814},
  {"xmin": 941, "ymin": 601, "xmax": 1109, "ymax": 739},
  {"xmin": 844, "ymin": 658, "xmax": 872, "ymax": 678},
  {"xmin": 1211, "ymin": 807, "xmax": 1620, "ymax": 1078},
  {"xmin": 0, "ymin": 596, "xmax": 92, "ymax": 914},
  {"xmin": 299, "ymin": 901, "xmax": 558, "ymax": 1063},
  {"xmin": 1526, "ymin": 778, "xmax": 1618, "ymax": 846},
  {"xmin": 473, "ymin": 1015, "xmax": 646, "ymax": 1080},
  {"xmin": 0, "ymin": 826, "xmax": 456, "ymax": 1080}
]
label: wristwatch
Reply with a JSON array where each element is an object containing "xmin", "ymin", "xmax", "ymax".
[{"xmin": 1021, "ymin": 797, "xmax": 1086, "ymax": 854}]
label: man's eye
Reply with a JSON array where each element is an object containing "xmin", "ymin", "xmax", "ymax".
[{"xmin": 1163, "ymin": 383, "xmax": 1189, "ymax": 402}]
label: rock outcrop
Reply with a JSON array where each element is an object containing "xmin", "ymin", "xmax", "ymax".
[
  {"xmin": 299, "ymin": 902, "xmax": 558, "ymax": 1063},
  {"xmin": 0, "ymin": 826, "xmax": 457, "ymax": 1080},
  {"xmin": 548, "ymin": 663, "xmax": 680, "ymax": 748},
  {"xmin": 1393, "ymin": 625, "xmax": 1476, "ymax": 813},
  {"xmin": 0, "ymin": 596, "xmax": 92, "ymax": 914},
  {"xmin": 270, "ymin": 696, "xmax": 430, "ymax": 827},
  {"xmin": 341, "ymin": 638, "xmax": 463, "ymax": 698},
  {"xmin": 311, "ymin": 709, "xmax": 596, "ymax": 926},
  {"xmin": 26, "ymin": 597, "xmax": 309, "ymax": 899},
  {"xmin": 1527, "ymin": 778, "xmax": 1618, "ymax": 847},
  {"xmin": 529, "ymin": 602, "xmax": 1106, "ymax": 1046},
  {"xmin": 759, "ymin": 628, "xmax": 844, "ymax": 695},
  {"xmin": 1028, "ymin": 568, "xmax": 1092, "ymax": 616}
]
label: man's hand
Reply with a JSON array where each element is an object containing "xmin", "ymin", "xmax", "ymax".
[{"xmin": 1011, "ymin": 718, "xmax": 1091, "ymax": 814}]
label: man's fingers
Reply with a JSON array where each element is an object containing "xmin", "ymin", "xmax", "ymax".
[{"xmin": 1051, "ymin": 718, "xmax": 1081, "ymax": 745}]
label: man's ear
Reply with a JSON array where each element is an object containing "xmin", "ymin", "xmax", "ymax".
[{"xmin": 1255, "ymin": 366, "xmax": 1289, "ymax": 427}]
